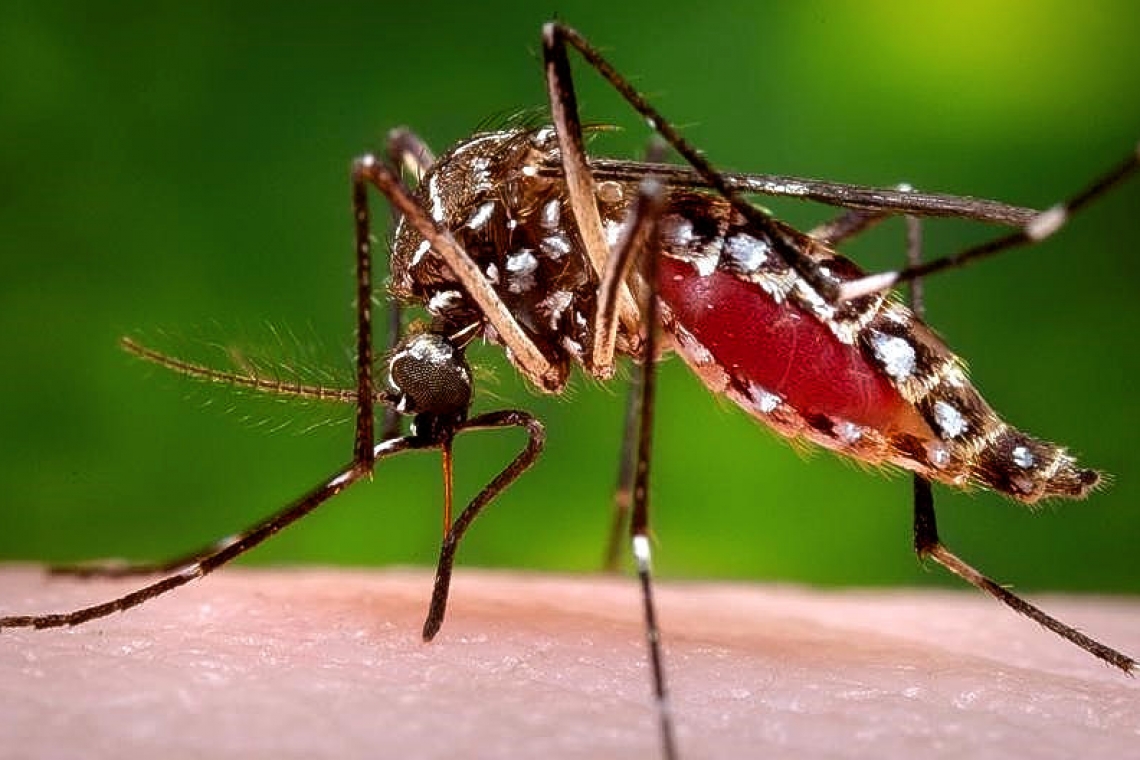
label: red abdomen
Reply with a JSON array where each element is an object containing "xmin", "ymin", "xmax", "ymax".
[{"xmin": 657, "ymin": 255, "xmax": 925, "ymax": 437}]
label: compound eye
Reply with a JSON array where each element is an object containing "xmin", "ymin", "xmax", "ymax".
[{"xmin": 386, "ymin": 333, "xmax": 473, "ymax": 417}]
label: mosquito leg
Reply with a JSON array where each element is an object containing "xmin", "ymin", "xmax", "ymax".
[
  {"xmin": 905, "ymin": 213, "xmax": 926, "ymax": 312},
  {"xmin": 49, "ymin": 554, "xmax": 227, "ymax": 581},
  {"xmin": 1, "ymin": 437, "xmax": 423, "ymax": 631},
  {"xmin": 808, "ymin": 209, "xmax": 885, "ymax": 247},
  {"xmin": 904, "ymin": 208, "xmax": 942, "ymax": 656},
  {"xmin": 542, "ymin": 26, "xmax": 640, "ymax": 376},
  {"xmin": 601, "ymin": 143, "xmax": 670, "ymax": 571},
  {"xmin": 379, "ymin": 130, "xmax": 439, "ymax": 441},
  {"xmin": 601, "ymin": 197, "xmax": 667, "ymax": 570},
  {"xmin": 623, "ymin": 173, "xmax": 678, "ymax": 760},
  {"xmin": 572, "ymin": 160, "xmax": 678, "ymax": 754},
  {"xmin": 421, "ymin": 410, "xmax": 545, "ymax": 641},
  {"xmin": 386, "ymin": 127, "xmax": 436, "ymax": 180},
  {"xmin": 543, "ymin": 22, "xmax": 837, "ymax": 303},
  {"xmin": 912, "ymin": 471, "xmax": 1136, "ymax": 672},
  {"xmin": 840, "ymin": 146, "xmax": 1140, "ymax": 300},
  {"xmin": 69, "ymin": 159, "xmax": 440, "ymax": 583},
  {"xmin": 900, "ymin": 214, "xmax": 1136, "ymax": 673},
  {"xmin": 603, "ymin": 369, "xmax": 640, "ymax": 571},
  {"xmin": 58, "ymin": 144, "xmax": 440, "ymax": 580},
  {"xmin": 351, "ymin": 161, "xmax": 379, "ymax": 469},
  {"xmin": 808, "ymin": 183, "xmax": 924, "ymax": 247},
  {"xmin": 583, "ymin": 160, "xmax": 1040, "ymax": 227}
]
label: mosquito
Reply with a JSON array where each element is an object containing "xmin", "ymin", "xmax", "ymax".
[{"xmin": 2, "ymin": 22, "xmax": 1137, "ymax": 760}]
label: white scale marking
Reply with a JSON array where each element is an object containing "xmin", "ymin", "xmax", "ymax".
[
  {"xmin": 465, "ymin": 201, "xmax": 496, "ymax": 230},
  {"xmin": 747, "ymin": 383, "xmax": 781, "ymax": 414},
  {"xmin": 427, "ymin": 289, "xmax": 462, "ymax": 315},
  {"xmin": 661, "ymin": 216, "xmax": 693, "ymax": 247},
  {"xmin": 692, "ymin": 253, "xmax": 718, "ymax": 278},
  {"xmin": 407, "ymin": 335, "xmax": 453, "ymax": 364},
  {"xmin": 839, "ymin": 271, "xmax": 899, "ymax": 301},
  {"xmin": 561, "ymin": 335, "xmax": 583, "ymax": 357},
  {"xmin": 675, "ymin": 327, "xmax": 713, "ymax": 366},
  {"xmin": 540, "ymin": 199, "xmax": 561, "ymax": 229},
  {"xmin": 770, "ymin": 181, "xmax": 808, "ymax": 196},
  {"xmin": 1026, "ymin": 204, "xmax": 1067, "ymax": 241},
  {"xmin": 926, "ymin": 442, "xmax": 952, "ymax": 468},
  {"xmin": 177, "ymin": 564, "xmax": 205, "ymax": 580},
  {"xmin": 756, "ymin": 269, "xmax": 797, "ymax": 303},
  {"xmin": 882, "ymin": 303, "xmax": 911, "ymax": 326},
  {"xmin": 506, "ymin": 249, "xmax": 538, "ymax": 275},
  {"xmin": 374, "ymin": 438, "xmax": 406, "ymax": 458},
  {"xmin": 724, "ymin": 233, "xmax": 769, "ymax": 272},
  {"xmin": 428, "ymin": 175, "xmax": 445, "ymax": 222},
  {"xmin": 793, "ymin": 281, "xmax": 836, "ymax": 323},
  {"xmin": 941, "ymin": 361, "xmax": 967, "ymax": 388},
  {"xmin": 411, "ymin": 239, "xmax": 431, "ymax": 267},
  {"xmin": 604, "ymin": 218, "xmax": 629, "ymax": 249},
  {"xmin": 329, "ymin": 470, "xmax": 355, "ymax": 489},
  {"xmin": 632, "ymin": 535, "xmax": 652, "ymax": 565},
  {"xmin": 933, "ymin": 400, "xmax": 969, "ymax": 438},
  {"xmin": 835, "ymin": 420, "xmax": 864, "ymax": 444},
  {"xmin": 538, "ymin": 290, "xmax": 573, "ymax": 330},
  {"xmin": 470, "ymin": 156, "xmax": 491, "ymax": 191},
  {"xmin": 869, "ymin": 330, "xmax": 916, "ymax": 379},
  {"xmin": 505, "ymin": 249, "xmax": 538, "ymax": 293},
  {"xmin": 1011, "ymin": 445, "xmax": 1036, "ymax": 469},
  {"xmin": 540, "ymin": 234, "xmax": 571, "ymax": 259}
]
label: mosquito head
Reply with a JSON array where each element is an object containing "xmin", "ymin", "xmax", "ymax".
[{"xmin": 385, "ymin": 332, "xmax": 473, "ymax": 442}]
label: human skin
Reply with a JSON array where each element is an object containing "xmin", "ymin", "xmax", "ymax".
[{"xmin": 0, "ymin": 566, "xmax": 1137, "ymax": 760}]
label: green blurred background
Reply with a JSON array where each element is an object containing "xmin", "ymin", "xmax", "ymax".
[{"xmin": 2, "ymin": 1, "xmax": 1138, "ymax": 594}]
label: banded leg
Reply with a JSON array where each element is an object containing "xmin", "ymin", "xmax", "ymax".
[
  {"xmin": 0, "ymin": 436, "xmax": 414, "ymax": 630},
  {"xmin": 2, "ymin": 411, "xmax": 544, "ymax": 633},
  {"xmin": 545, "ymin": 22, "xmax": 1138, "ymax": 305},
  {"xmin": 839, "ymin": 146, "xmax": 1140, "ymax": 300},
  {"xmin": 901, "ymin": 215, "xmax": 1135, "ymax": 673},
  {"xmin": 624, "ymin": 177, "xmax": 677, "ymax": 760},
  {"xmin": 603, "ymin": 373, "xmax": 641, "ymax": 572},
  {"xmin": 50, "ymin": 157, "xmax": 400, "ymax": 580},
  {"xmin": 542, "ymin": 27, "xmax": 672, "ymax": 562},
  {"xmin": 544, "ymin": 43, "xmax": 678, "ymax": 734},
  {"xmin": 598, "ymin": 143, "xmax": 671, "ymax": 572},
  {"xmin": 50, "ymin": 141, "xmax": 438, "ymax": 582},
  {"xmin": 544, "ymin": 90, "xmax": 679, "ymax": 745},
  {"xmin": 601, "ymin": 177, "xmax": 670, "ymax": 570},
  {"xmin": 543, "ymin": 22, "xmax": 837, "ymax": 302},
  {"xmin": 591, "ymin": 171, "xmax": 676, "ymax": 754}
]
